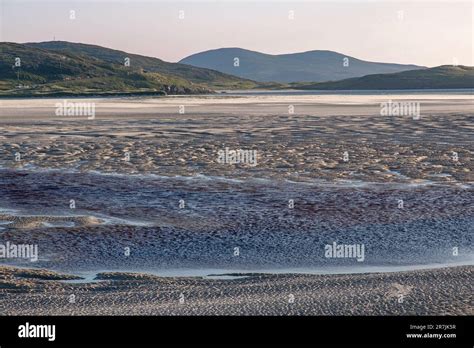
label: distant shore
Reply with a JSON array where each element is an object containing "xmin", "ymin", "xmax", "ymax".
[
  {"xmin": 1, "ymin": 87, "xmax": 473, "ymax": 100},
  {"xmin": 0, "ymin": 265, "xmax": 472, "ymax": 315},
  {"xmin": 0, "ymin": 90, "xmax": 169, "ymax": 99}
]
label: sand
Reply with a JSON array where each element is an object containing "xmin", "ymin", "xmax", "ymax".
[
  {"xmin": 0, "ymin": 92, "xmax": 472, "ymax": 315},
  {"xmin": 0, "ymin": 94, "xmax": 472, "ymax": 183},
  {"xmin": 0, "ymin": 265, "xmax": 472, "ymax": 315}
]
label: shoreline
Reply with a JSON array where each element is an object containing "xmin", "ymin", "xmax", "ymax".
[{"xmin": 1, "ymin": 88, "xmax": 473, "ymax": 100}]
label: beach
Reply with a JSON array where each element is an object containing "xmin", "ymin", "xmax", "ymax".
[{"xmin": 0, "ymin": 91, "xmax": 472, "ymax": 315}]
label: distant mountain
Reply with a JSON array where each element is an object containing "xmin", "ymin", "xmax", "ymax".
[
  {"xmin": 26, "ymin": 41, "xmax": 266, "ymax": 90},
  {"xmin": 179, "ymin": 48, "xmax": 425, "ymax": 83},
  {"xmin": 290, "ymin": 66, "xmax": 474, "ymax": 90}
]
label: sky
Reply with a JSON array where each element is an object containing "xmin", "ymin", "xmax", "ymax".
[{"xmin": 0, "ymin": 0, "xmax": 472, "ymax": 67}]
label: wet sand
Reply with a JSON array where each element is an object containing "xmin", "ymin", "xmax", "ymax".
[
  {"xmin": 0, "ymin": 265, "xmax": 472, "ymax": 315},
  {"xmin": 0, "ymin": 94, "xmax": 472, "ymax": 182},
  {"xmin": 0, "ymin": 92, "xmax": 472, "ymax": 315}
]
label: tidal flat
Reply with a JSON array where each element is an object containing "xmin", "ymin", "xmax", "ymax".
[{"xmin": 0, "ymin": 91, "xmax": 472, "ymax": 315}]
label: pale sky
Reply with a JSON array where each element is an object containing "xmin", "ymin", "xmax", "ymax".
[{"xmin": 1, "ymin": 0, "xmax": 472, "ymax": 67}]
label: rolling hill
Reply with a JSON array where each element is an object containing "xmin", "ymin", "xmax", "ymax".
[
  {"xmin": 290, "ymin": 65, "xmax": 474, "ymax": 90},
  {"xmin": 0, "ymin": 42, "xmax": 265, "ymax": 97},
  {"xmin": 179, "ymin": 48, "xmax": 424, "ymax": 83},
  {"xmin": 26, "ymin": 41, "xmax": 267, "ymax": 90},
  {"xmin": 1, "ymin": 42, "xmax": 471, "ymax": 97}
]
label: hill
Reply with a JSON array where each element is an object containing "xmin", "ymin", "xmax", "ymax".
[
  {"xmin": 179, "ymin": 47, "xmax": 424, "ymax": 83},
  {"xmin": 290, "ymin": 65, "xmax": 474, "ymax": 90},
  {"xmin": 0, "ymin": 42, "xmax": 215, "ymax": 97},
  {"xmin": 26, "ymin": 41, "xmax": 265, "ymax": 90},
  {"xmin": 0, "ymin": 42, "xmax": 267, "ymax": 97}
]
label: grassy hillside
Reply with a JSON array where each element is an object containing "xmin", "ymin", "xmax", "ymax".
[
  {"xmin": 1, "ymin": 42, "xmax": 470, "ymax": 96},
  {"xmin": 0, "ymin": 42, "xmax": 215, "ymax": 97},
  {"xmin": 291, "ymin": 66, "xmax": 474, "ymax": 90},
  {"xmin": 26, "ymin": 41, "xmax": 266, "ymax": 90},
  {"xmin": 179, "ymin": 47, "xmax": 424, "ymax": 83}
]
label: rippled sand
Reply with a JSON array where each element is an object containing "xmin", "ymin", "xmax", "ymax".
[
  {"xmin": 0, "ymin": 93, "xmax": 472, "ymax": 315},
  {"xmin": 0, "ymin": 265, "xmax": 472, "ymax": 315},
  {"xmin": 0, "ymin": 94, "xmax": 472, "ymax": 183}
]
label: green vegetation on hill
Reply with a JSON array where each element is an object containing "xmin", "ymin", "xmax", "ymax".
[
  {"xmin": 1, "ymin": 41, "xmax": 471, "ymax": 97},
  {"xmin": 0, "ymin": 42, "xmax": 267, "ymax": 97},
  {"xmin": 27, "ymin": 41, "xmax": 264, "ymax": 90},
  {"xmin": 0, "ymin": 42, "xmax": 214, "ymax": 97},
  {"xmin": 290, "ymin": 66, "xmax": 474, "ymax": 90}
]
